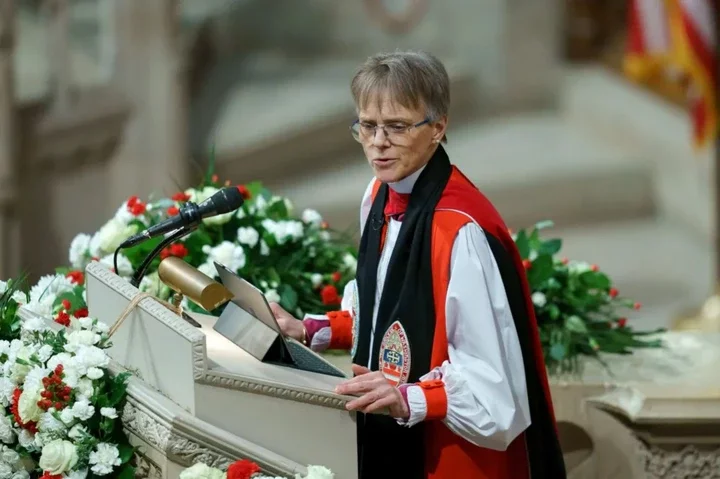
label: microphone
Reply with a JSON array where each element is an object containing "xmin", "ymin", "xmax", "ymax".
[{"xmin": 120, "ymin": 187, "xmax": 245, "ymax": 249}]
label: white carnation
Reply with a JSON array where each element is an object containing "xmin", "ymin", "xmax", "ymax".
[
  {"xmin": 100, "ymin": 407, "xmax": 118, "ymax": 419},
  {"xmin": 237, "ymin": 227, "xmax": 259, "ymax": 248},
  {"xmin": 197, "ymin": 262, "xmax": 219, "ymax": 279},
  {"xmin": 531, "ymin": 292, "xmax": 547, "ymax": 307},
  {"xmin": 179, "ymin": 463, "xmax": 225, "ymax": 479},
  {"xmin": 88, "ymin": 443, "xmax": 121, "ymax": 476},
  {"xmin": 0, "ymin": 414, "xmax": 16, "ymax": 444},
  {"xmin": 261, "ymin": 219, "xmax": 304, "ymax": 245},
  {"xmin": 0, "ymin": 463, "xmax": 12, "ymax": 477},
  {"xmin": 300, "ymin": 465, "xmax": 335, "ymax": 479},
  {"xmin": 260, "ymin": 240, "xmax": 270, "ymax": 256},
  {"xmin": 301, "ymin": 209, "xmax": 323, "ymax": 226},
  {"xmin": 311, "ymin": 274, "xmax": 323, "ymax": 288},
  {"xmin": 343, "ymin": 253, "xmax": 357, "ymax": 272},
  {"xmin": 265, "ymin": 289, "xmax": 281, "ymax": 303},
  {"xmin": 65, "ymin": 330, "xmax": 101, "ymax": 353},
  {"xmin": 202, "ymin": 241, "xmax": 246, "ymax": 272},
  {"xmin": 185, "ymin": 187, "xmax": 234, "ymax": 226},
  {"xmin": 69, "ymin": 234, "xmax": 92, "ymax": 269},
  {"xmin": 99, "ymin": 254, "xmax": 133, "ymax": 277},
  {"xmin": 69, "ymin": 397, "xmax": 95, "ymax": 422},
  {"xmin": 88, "ymin": 219, "xmax": 138, "ymax": 257},
  {"xmin": 0, "ymin": 281, "xmax": 6, "ymax": 294}
]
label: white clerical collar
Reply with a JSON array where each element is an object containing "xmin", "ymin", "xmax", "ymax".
[{"xmin": 388, "ymin": 164, "xmax": 426, "ymax": 194}]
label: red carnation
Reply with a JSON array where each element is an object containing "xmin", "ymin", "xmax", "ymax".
[
  {"xmin": 237, "ymin": 185, "xmax": 251, "ymax": 200},
  {"xmin": 73, "ymin": 307, "xmax": 89, "ymax": 318},
  {"xmin": 40, "ymin": 473, "xmax": 62, "ymax": 479},
  {"xmin": 633, "ymin": 302, "xmax": 642, "ymax": 310},
  {"xmin": 172, "ymin": 192, "xmax": 191, "ymax": 202},
  {"xmin": 167, "ymin": 206, "xmax": 180, "ymax": 216},
  {"xmin": 54, "ymin": 310, "xmax": 71, "ymax": 327},
  {"xmin": 126, "ymin": 196, "xmax": 139, "ymax": 208},
  {"xmin": 609, "ymin": 287, "xmax": 619, "ymax": 298},
  {"xmin": 66, "ymin": 270, "xmax": 85, "ymax": 285},
  {"xmin": 331, "ymin": 272, "xmax": 342, "ymax": 283},
  {"xmin": 590, "ymin": 264, "xmax": 599, "ymax": 272},
  {"xmin": 522, "ymin": 259, "xmax": 532, "ymax": 270},
  {"xmin": 320, "ymin": 285, "xmax": 341, "ymax": 305},
  {"xmin": 227, "ymin": 459, "xmax": 261, "ymax": 479},
  {"xmin": 160, "ymin": 243, "xmax": 189, "ymax": 260},
  {"xmin": 617, "ymin": 318, "xmax": 627, "ymax": 328}
]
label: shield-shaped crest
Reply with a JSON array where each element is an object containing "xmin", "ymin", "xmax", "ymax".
[{"xmin": 378, "ymin": 320, "xmax": 411, "ymax": 386}]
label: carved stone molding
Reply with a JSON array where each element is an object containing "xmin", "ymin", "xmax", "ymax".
[
  {"xmin": 199, "ymin": 372, "xmax": 347, "ymax": 411},
  {"xmin": 135, "ymin": 454, "xmax": 163, "ymax": 479},
  {"xmin": 637, "ymin": 443, "xmax": 720, "ymax": 478}
]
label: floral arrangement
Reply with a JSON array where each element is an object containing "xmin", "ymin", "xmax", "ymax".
[
  {"xmin": 179, "ymin": 459, "xmax": 333, "ymax": 479},
  {"xmin": 514, "ymin": 220, "xmax": 664, "ymax": 375},
  {"xmin": 32, "ymin": 170, "xmax": 357, "ymax": 321},
  {"xmin": 0, "ymin": 278, "xmax": 134, "ymax": 478}
]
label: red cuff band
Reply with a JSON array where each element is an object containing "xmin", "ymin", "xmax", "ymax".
[
  {"xmin": 417, "ymin": 379, "xmax": 447, "ymax": 421},
  {"xmin": 327, "ymin": 310, "xmax": 353, "ymax": 350}
]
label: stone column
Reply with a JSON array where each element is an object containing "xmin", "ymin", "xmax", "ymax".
[
  {"xmin": 0, "ymin": 0, "xmax": 19, "ymax": 278},
  {"xmin": 107, "ymin": 0, "xmax": 188, "ymax": 206}
]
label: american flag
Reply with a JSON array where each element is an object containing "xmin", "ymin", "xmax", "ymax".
[{"xmin": 625, "ymin": 0, "xmax": 717, "ymax": 149}]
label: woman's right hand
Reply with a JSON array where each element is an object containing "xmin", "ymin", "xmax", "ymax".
[{"xmin": 268, "ymin": 302, "xmax": 306, "ymax": 342}]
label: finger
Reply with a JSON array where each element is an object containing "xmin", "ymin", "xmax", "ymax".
[
  {"xmin": 360, "ymin": 394, "xmax": 395, "ymax": 415},
  {"xmin": 335, "ymin": 378, "xmax": 376, "ymax": 395},
  {"xmin": 346, "ymin": 390, "xmax": 381, "ymax": 411},
  {"xmin": 351, "ymin": 364, "xmax": 372, "ymax": 376}
]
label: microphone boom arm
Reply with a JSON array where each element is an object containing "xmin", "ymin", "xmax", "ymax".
[{"xmin": 115, "ymin": 226, "xmax": 197, "ymax": 288}]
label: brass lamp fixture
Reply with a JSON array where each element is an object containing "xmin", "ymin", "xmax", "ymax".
[{"xmin": 157, "ymin": 257, "xmax": 234, "ymax": 325}]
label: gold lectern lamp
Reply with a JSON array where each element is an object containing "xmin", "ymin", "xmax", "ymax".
[{"xmin": 157, "ymin": 257, "xmax": 234, "ymax": 326}]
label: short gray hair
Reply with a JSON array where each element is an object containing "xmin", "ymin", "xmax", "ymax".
[{"xmin": 351, "ymin": 50, "xmax": 450, "ymax": 141}]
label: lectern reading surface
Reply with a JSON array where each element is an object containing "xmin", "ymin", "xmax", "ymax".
[{"xmin": 213, "ymin": 262, "xmax": 346, "ymax": 378}]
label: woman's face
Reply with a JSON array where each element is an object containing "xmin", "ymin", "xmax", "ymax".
[{"xmin": 356, "ymin": 93, "xmax": 447, "ymax": 184}]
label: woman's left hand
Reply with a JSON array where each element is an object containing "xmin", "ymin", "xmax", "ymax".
[{"xmin": 335, "ymin": 364, "xmax": 410, "ymax": 419}]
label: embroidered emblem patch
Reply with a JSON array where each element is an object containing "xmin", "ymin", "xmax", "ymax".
[
  {"xmin": 378, "ymin": 321, "xmax": 411, "ymax": 386},
  {"xmin": 351, "ymin": 282, "xmax": 360, "ymax": 357}
]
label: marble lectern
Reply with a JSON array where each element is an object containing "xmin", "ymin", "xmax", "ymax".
[{"xmin": 83, "ymin": 262, "xmax": 358, "ymax": 478}]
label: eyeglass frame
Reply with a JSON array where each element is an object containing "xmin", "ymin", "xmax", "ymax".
[{"xmin": 350, "ymin": 118, "xmax": 431, "ymax": 143}]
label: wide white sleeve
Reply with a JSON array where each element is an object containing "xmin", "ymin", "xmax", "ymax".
[
  {"xmin": 359, "ymin": 178, "xmax": 375, "ymax": 234},
  {"xmin": 400, "ymin": 222, "xmax": 531, "ymax": 451}
]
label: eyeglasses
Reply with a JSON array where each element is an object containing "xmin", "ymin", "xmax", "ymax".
[{"xmin": 350, "ymin": 118, "xmax": 429, "ymax": 144}]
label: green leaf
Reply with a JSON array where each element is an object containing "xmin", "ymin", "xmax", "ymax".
[
  {"xmin": 527, "ymin": 255, "xmax": 554, "ymax": 286},
  {"xmin": 549, "ymin": 343, "xmax": 566, "ymax": 361},
  {"xmin": 279, "ymin": 284, "xmax": 299, "ymax": 311},
  {"xmin": 514, "ymin": 230, "xmax": 530, "ymax": 259},
  {"xmin": 578, "ymin": 271, "xmax": 611, "ymax": 290},
  {"xmin": 118, "ymin": 443, "xmax": 135, "ymax": 464},
  {"xmin": 547, "ymin": 304, "xmax": 560, "ymax": 320},
  {"xmin": 205, "ymin": 143, "xmax": 216, "ymax": 185},
  {"xmin": 565, "ymin": 315, "xmax": 588, "ymax": 333},
  {"xmin": 116, "ymin": 465, "xmax": 136, "ymax": 479},
  {"xmin": 539, "ymin": 238, "xmax": 562, "ymax": 256}
]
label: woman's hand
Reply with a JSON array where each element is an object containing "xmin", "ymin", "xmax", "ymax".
[
  {"xmin": 268, "ymin": 302, "xmax": 306, "ymax": 342},
  {"xmin": 335, "ymin": 364, "xmax": 409, "ymax": 419}
]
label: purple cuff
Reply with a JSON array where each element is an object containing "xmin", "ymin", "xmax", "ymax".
[
  {"xmin": 398, "ymin": 383, "xmax": 411, "ymax": 411},
  {"xmin": 302, "ymin": 317, "xmax": 328, "ymax": 343}
]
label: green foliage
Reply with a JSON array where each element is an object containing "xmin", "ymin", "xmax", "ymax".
[{"xmin": 516, "ymin": 220, "xmax": 664, "ymax": 375}]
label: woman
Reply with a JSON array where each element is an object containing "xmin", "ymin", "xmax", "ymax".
[{"xmin": 271, "ymin": 50, "xmax": 566, "ymax": 479}]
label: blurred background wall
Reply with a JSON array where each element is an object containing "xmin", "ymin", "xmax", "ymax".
[{"xmin": 0, "ymin": 0, "xmax": 714, "ymax": 333}]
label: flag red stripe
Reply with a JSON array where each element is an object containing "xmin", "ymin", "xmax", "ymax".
[
  {"xmin": 680, "ymin": 7, "xmax": 717, "ymax": 86},
  {"xmin": 628, "ymin": 0, "xmax": 647, "ymax": 55}
]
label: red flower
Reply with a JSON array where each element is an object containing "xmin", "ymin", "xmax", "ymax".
[
  {"xmin": 11, "ymin": 388, "xmax": 38, "ymax": 433},
  {"xmin": 237, "ymin": 185, "xmax": 251, "ymax": 200},
  {"xmin": 633, "ymin": 302, "xmax": 642, "ymax": 310},
  {"xmin": 227, "ymin": 459, "xmax": 261, "ymax": 479},
  {"xmin": 73, "ymin": 307, "xmax": 89, "ymax": 318},
  {"xmin": 129, "ymin": 201, "xmax": 146, "ymax": 216},
  {"xmin": 522, "ymin": 259, "xmax": 532, "ymax": 270},
  {"xmin": 127, "ymin": 196, "xmax": 139, "ymax": 208},
  {"xmin": 40, "ymin": 473, "xmax": 62, "ymax": 479},
  {"xmin": 320, "ymin": 285, "xmax": 341, "ymax": 305},
  {"xmin": 560, "ymin": 257, "xmax": 569, "ymax": 265},
  {"xmin": 590, "ymin": 264, "xmax": 599, "ymax": 272},
  {"xmin": 54, "ymin": 310, "xmax": 71, "ymax": 327},
  {"xmin": 617, "ymin": 318, "xmax": 627, "ymax": 328},
  {"xmin": 609, "ymin": 287, "xmax": 619, "ymax": 298},
  {"xmin": 61, "ymin": 299, "xmax": 71, "ymax": 311},
  {"xmin": 320, "ymin": 221, "xmax": 329, "ymax": 230},
  {"xmin": 172, "ymin": 192, "xmax": 191, "ymax": 202},
  {"xmin": 160, "ymin": 243, "xmax": 189, "ymax": 260},
  {"xmin": 331, "ymin": 272, "xmax": 342, "ymax": 283},
  {"xmin": 167, "ymin": 206, "xmax": 180, "ymax": 216},
  {"xmin": 212, "ymin": 174, "xmax": 219, "ymax": 183},
  {"xmin": 66, "ymin": 270, "xmax": 85, "ymax": 285}
]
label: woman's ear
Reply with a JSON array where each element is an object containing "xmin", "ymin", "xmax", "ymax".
[{"xmin": 432, "ymin": 115, "xmax": 448, "ymax": 143}]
